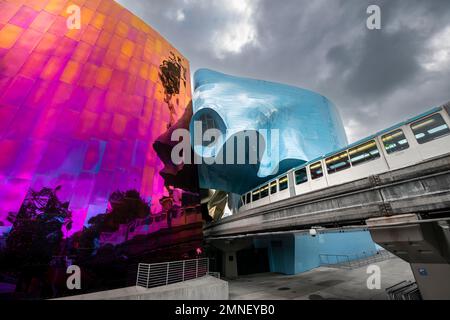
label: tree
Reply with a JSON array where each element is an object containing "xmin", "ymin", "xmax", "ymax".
[
  {"xmin": 67, "ymin": 190, "xmax": 151, "ymax": 293},
  {"xmin": 70, "ymin": 189, "xmax": 151, "ymax": 260},
  {"xmin": 3, "ymin": 186, "xmax": 72, "ymax": 294},
  {"xmin": 106, "ymin": 189, "xmax": 151, "ymax": 230}
]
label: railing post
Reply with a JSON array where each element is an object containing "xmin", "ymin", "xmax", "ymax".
[
  {"xmin": 195, "ymin": 259, "xmax": 198, "ymax": 279},
  {"xmin": 146, "ymin": 264, "xmax": 151, "ymax": 288},
  {"xmin": 182, "ymin": 260, "xmax": 185, "ymax": 282},
  {"xmin": 166, "ymin": 262, "xmax": 169, "ymax": 285},
  {"xmin": 136, "ymin": 264, "xmax": 140, "ymax": 287}
]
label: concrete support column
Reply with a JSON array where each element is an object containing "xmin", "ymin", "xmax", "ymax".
[
  {"xmin": 222, "ymin": 251, "xmax": 238, "ymax": 279},
  {"xmin": 210, "ymin": 239, "xmax": 253, "ymax": 279},
  {"xmin": 367, "ymin": 214, "xmax": 450, "ymax": 300}
]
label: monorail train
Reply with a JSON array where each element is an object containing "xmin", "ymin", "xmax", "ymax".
[{"xmin": 239, "ymin": 102, "xmax": 450, "ymax": 212}]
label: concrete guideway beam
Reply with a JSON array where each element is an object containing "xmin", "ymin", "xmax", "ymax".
[{"xmin": 204, "ymin": 154, "xmax": 450, "ymax": 238}]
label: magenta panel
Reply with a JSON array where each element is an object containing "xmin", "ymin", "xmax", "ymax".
[{"xmin": 0, "ymin": 0, "xmax": 194, "ymax": 235}]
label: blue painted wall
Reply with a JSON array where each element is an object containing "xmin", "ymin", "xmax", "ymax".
[
  {"xmin": 254, "ymin": 229, "xmax": 378, "ymax": 275},
  {"xmin": 254, "ymin": 236, "xmax": 297, "ymax": 274}
]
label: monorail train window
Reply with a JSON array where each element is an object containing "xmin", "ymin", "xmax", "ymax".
[
  {"xmin": 295, "ymin": 168, "xmax": 308, "ymax": 185},
  {"xmin": 349, "ymin": 140, "xmax": 380, "ymax": 166},
  {"xmin": 382, "ymin": 129, "xmax": 410, "ymax": 154},
  {"xmin": 246, "ymin": 193, "xmax": 251, "ymax": 204},
  {"xmin": 310, "ymin": 162, "xmax": 323, "ymax": 179},
  {"xmin": 279, "ymin": 176, "xmax": 288, "ymax": 191},
  {"xmin": 411, "ymin": 113, "xmax": 450, "ymax": 144},
  {"xmin": 252, "ymin": 189, "xmax": 260, "ymax": 202},
  {"xmin": 270, "ymin": 181, "xmax": 278, "ymax": 194},
  {"xmin": 241, "ymin": 195, "xmax": 246, "ymax": 205},
  {"xmin": 260, "ymin": 185, "xmax": 269, "ymax": 198},
  {"xmin": 326, "ymin": 151, "xmax": 351, "ymax": 174}
]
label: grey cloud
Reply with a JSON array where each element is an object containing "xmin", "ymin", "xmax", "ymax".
[
  {"xmin": 117, "ymin": 0, "xmax": 450, "ymax": 142},
  {"xmin": 344, "ymin": 29, "xmax": 423, "ymax": 100}
]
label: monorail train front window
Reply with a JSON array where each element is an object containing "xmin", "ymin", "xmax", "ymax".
[
  {"xmin": 411, "ymin": 113, "xmax": 450, "ymax": 144},
  {"xmin": 270, "ymin": 181, "xmax": 278, "ymax": 194},
  {"xmin": 260, "ymin": 185, "xmax": 269, "ymax": 198},
  {"xmin": 310, "ymin": 162, "xmax": 323, "ymax": 179},
  {"xmin": 326, "ymin": 151, "xmax": 351, "ymax": 174},
  {"xmin": 279, "ymin": 176, "xmax": 288, "ymax": 191},
  {"xmin": 382, "ymin": 129, "xmax": 410, "ymax": 154},
  {"xmin": 252, "ymin": 190, "xmax": 260, "ymax": 202},
  {"xmin": 241, "ymin": 196, "xmax": 245, "ymax": 205},
  {"xmin": 246, "ymin": 193, "xmax": 251, "ymax": 204},
  {"xmin": 349, "ymin": 140, "xmax": 380, "ymax": 166},
  {"xmin": 295, "ymin": 168, "xmax": 308, "ymax": 185}
]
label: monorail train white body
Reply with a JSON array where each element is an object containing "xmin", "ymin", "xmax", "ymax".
[{"xmin": 239, "ymin": 103, "xmax": 450, "ymax": 212}]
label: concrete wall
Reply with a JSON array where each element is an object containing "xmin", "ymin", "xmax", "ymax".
[
  {"xmin": 211, "ymin": 239, "xmax": 253, "ymax": 279},
  {"xmin": 255, "ymin": 228, "xmax": 378, "ymax": 275},
  {"xmin": 55, "ymin": 276, "xmax": 228, "ymax": 300}
]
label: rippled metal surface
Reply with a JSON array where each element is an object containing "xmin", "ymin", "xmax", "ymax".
[{"xmin": 191, "ymin": 69, "xmax": 348, "ymax": 194}]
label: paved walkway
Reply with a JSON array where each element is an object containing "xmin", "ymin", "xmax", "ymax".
[{"xmin": 229, "ymin": 257, "xmax": 415, "ymax": 300}]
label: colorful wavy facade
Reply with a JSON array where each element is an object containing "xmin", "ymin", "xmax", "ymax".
[
  {"xmin": 192, "ymin": 69, "xmax": 348, "ymax": 194},
  {"xmin": 0, "ymin": 0, "xmax": 196, "ymax": 233}
]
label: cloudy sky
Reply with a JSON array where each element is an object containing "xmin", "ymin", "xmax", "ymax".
[{"xmin": 117, "ymin": 0, "xmax": 450, "ymax": 143}]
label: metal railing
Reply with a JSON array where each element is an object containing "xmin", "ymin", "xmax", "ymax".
[
  {"xmin": 136, "ymin": 258, "xmax": 209, "ymax": 289},
  {"xmin": 319, "ymin": 250, "xmax": 393, "ymax": 269},
  {"xmin": 208, "ymin": 272, "xmax": 221, "ymax": 279},
  {"xmin": 386, "ymin": 281, "xmax": 422, "ymax": 300}
]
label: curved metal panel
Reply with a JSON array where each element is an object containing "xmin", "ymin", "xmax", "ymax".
[{"xmin": 191, "ymin": 69, "xmax": 348, "ymax": 193}]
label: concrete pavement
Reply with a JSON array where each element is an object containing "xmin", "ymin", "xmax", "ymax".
[{"xmin": 228, "ymin": 257, "xmax": 415, "ymax": 300}]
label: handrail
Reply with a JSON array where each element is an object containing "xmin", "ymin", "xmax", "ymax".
[
  {"xmin": 319, "ymin": 250, "xmax": 392, "ymax": 269},
  {"xmin": 136, "ymin": 258, "xmax": 210, "ymax": 289}
]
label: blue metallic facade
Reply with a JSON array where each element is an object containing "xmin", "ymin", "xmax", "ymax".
[{"xmin": 192, "ymin": 69, "xmax": 348, "ymax": 194}]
